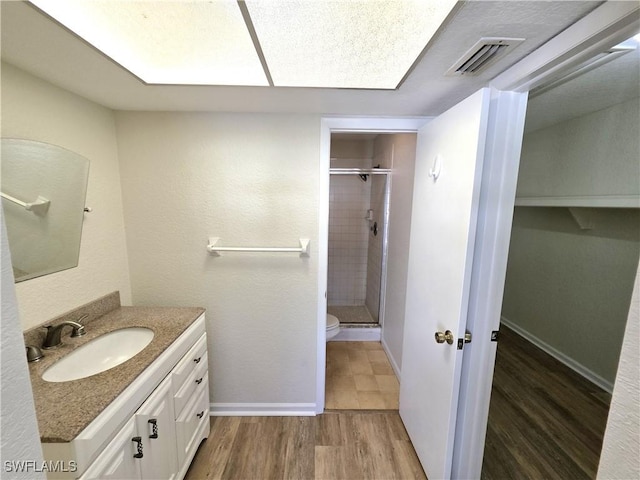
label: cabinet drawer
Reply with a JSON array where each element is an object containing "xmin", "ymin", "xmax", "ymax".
[
  {"xmin": 171, "ymin": 334, "xmax": 207, "ymax": 396},
  {"xmin": 173, "ymin": 352, "xmax": 208, "ymax": 418},
  {"xmin": 176, "ymin": 381, "xmax": 209, "ymax": 468}
]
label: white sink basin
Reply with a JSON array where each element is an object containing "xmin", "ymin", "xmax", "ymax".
[{"xmin": 42, "ymin": 327, "xmax": 154, "ymax": 382}]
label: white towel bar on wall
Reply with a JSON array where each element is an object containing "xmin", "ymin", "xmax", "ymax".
[
  {"xmin": 207, "ymin": 237, "xmax": 310, "ymax": 257},
  {"xmin": 1, "ymin": 191, "xmax": 50, "ymax": 214}
]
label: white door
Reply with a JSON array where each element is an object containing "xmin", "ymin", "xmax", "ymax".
[{"xmin": 400, "ymin": 88, "xmax": 492, "ymax": 480}]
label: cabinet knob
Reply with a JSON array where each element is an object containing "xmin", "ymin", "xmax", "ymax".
[
  {"xmin": 195, "ymin": 377, "xmax": 203, "ymax": 385},
  {"xmin": 132, "ymin": 436, "xmax": 143, "ymax": 458},
  {"xmin": 193, "ymin": 357, "xmax": 201, "ymax": 364},
  {"xmin": 196, "ymin": 411, "xmax": 205, "ymax": 419}
]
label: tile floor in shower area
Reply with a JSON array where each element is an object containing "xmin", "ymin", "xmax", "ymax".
[
  {"xmin": 328, "ymin": 305, "xmax": 377, "ymax": 324},
  {"xmin": 325, "ymin": 341, "xmax": 399, "ymax": 410}
]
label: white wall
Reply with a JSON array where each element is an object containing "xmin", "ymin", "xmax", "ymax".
[
  {"xmin": 0, "ymin": 63, "xmax": 132, "ymax": 330},
  {"xmin": 502, "ymin": 98, "xmax": 640, "ymax": 389},
  {"xmin": 376, "ymin": 133, "xmax": 417, "ymax": 376},
  {"xmin": 598, "ymin": 262, "xmax": 640, "ymax": 479},
  {"xmin": 114, "ymin": 112, "xmax": 321, "ymax": 412},
  {"xmin": 517, "ymin": 99, "xmax": 640, "ymax": 197},
  {"xmin": 0, "ymin": 210, "xmax": 45, "ymax": 479},
  {"xmin": 502, "ymin": 207, "xmax": 640, "ymax": 388}
]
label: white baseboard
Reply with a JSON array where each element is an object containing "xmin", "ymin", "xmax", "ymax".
[
  {"xmin": 500, "ymin": 316, "xmax": 614, "ymax": 393},
  {"xmin": 381, "ymin": 337, "xmax": 401, "ymax": 381},
  {"xmin": 210, "ymin": 403, "xmax": 317, "ymax": 416},
  {"xmin": 330, "ymin": 326, "xmax": 381, "ymax": 341}
]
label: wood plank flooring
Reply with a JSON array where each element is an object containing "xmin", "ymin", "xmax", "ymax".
[
  {"xmin": 184, "ymin": 412, "xmax": 427, "ymax": 480},
  {"xmin": 325, "ymin": 341, "xmax": 399, "ymax": 410},
  {"xmin": 186, "ymin": 326, "xmax": 610, "ymax": 480},
  {"xmin": 481, "ymin": 326, "xmax": 611, "ymax": 480}
]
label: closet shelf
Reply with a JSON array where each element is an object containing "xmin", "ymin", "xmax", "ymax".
[{"xmin": 514, "ymin": 195, "xmax": 640, "ymax": 208}]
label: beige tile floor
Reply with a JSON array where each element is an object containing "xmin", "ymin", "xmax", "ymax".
[{"xmin": 325, "ymin": 341, "xmax": 400, "ymax": 410}]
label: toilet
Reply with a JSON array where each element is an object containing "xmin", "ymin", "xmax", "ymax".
[{"xmin": 326, "ymin": 313, "xmax": 340, "ymax": 341}]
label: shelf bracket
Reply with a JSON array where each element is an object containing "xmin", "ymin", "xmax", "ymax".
[{"xmin": 567, "ymin": 207, "xmax": 595, "ymax": 230}]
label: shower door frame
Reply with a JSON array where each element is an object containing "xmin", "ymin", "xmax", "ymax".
[{"xmin": 329, "ymin": 168, "xmax": 392, "ymax": 327}]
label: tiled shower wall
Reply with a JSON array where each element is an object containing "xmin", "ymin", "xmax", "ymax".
[
  {"xmin": 328, "ymin": 173, "xmax": 371, "ymax": 306},
  {"xmin": 328, "ymin": 135, "xmax": 391, "ymax": 322}
]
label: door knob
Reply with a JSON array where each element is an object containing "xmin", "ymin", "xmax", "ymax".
[{"xmin": 434, "ymin": 330, "xmax": 454, "ymax": 345}]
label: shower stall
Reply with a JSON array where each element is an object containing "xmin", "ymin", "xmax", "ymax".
[{"xmin": 327, "ymin": 167, "xmax": 390, "ymax": 326}]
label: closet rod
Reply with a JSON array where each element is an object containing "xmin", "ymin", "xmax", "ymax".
[
  {"xmin": 207, "ymin": 237, "xmax": 310, "ymax": 257},
  {"xmin": 329, "ymin": 168, "xmax": 391, "ymax": 175}
]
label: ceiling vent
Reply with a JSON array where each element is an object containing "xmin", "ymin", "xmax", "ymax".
[{"xmin": 445, "ymin": 37, "xmax": 524, "ymax": 76}]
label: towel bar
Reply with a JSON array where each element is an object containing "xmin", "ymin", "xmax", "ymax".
[
  {"xmin": 207, "ymin": 237, "xmax": 310, "ymax": 257},
  {"xmin": 1, "ymin": 192, "xmax": 50, "ymax": 214}
]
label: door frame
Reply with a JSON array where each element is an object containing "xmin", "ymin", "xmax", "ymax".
[
  {"xmin": 315, "ymin": 2, "xmax": 640, "ymax": 477},
  {"xmin": 454, "ymin": 3, "xmax": 640, "ymax": 477},
  {"xmin": 316, "ymin": 117, "xmax": 430, "ymax": 414}
]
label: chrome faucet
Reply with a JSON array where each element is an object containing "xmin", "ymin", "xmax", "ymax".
[{"xmin": 42, "ymin": 315, "xmax": 87, "ymax": 349}]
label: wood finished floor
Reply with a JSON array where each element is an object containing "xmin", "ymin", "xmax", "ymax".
[
  {"xmin": 325, "ymin": 341, "xmax": 399, "ymax": 410},
  {"xmin": 481, "ymin": 326, "xmax": 611, "ymax": 480},
  {"xmin": 184, "ymin": 412, "xmax": 427, "ymax": 480},
  {"xmin": 185, "ymin": 327, "xmax": 610, "ymax": 480}
]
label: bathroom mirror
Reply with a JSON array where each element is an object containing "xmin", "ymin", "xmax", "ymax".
[{"xmin": 1, "ymin": 138, "xmax": 90, "ymax": 282}]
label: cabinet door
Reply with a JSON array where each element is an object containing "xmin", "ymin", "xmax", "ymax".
[
  {"xmin": 79, "ymin": 418, "xmax": 141, "ymax": 480},
  {"xmin": 135, "ymin": 374, "xmax": 178, "ymax": 480}
]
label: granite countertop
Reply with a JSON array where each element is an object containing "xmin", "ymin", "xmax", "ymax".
[{"xmin": 27, "ymin": 302, "xmax": 205, "ymax": 443}]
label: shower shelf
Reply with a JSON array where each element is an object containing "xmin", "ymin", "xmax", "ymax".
[{"xmin": 206, "ymin": 237, "xmax": 310, "ymax": 257}]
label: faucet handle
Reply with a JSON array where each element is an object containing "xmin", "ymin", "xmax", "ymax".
[
  {"xmin": 71, "ymin": 324, "xmax": 86, "ymax": 337},
  {"xmin": 73, "ymin": 315, "xmax": 88, "ymax": 336},
  {"xmin": 26, "ymin": 345, "xmax": 44, "ymax": 362}
]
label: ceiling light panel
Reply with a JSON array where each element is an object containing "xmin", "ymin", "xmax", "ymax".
[
  {"xmin": 29, "ymin": 0, "xmax": 269, "ymax": 86},
  {"xmin": 245, "ymin": 0, "xmax": 457, "ymax": 89}
]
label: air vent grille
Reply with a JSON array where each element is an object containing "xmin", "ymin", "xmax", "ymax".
[{"xmin": 446, "ymin": 37, "xmax": 524, "ymax": 76}]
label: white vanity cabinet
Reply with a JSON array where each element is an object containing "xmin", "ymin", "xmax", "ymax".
[
  {"xmin": 171, "ymin": 335, "xmax": 210, "ymax": 477},
  {"xmin": 43, "ymin": 314, "xmax": 210, "ymax": 480},
  {"xmin": 80, "ymin": 375, "xmax": 176, "ymax": 480}
]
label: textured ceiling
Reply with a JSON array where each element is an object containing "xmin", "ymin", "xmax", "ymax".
[
  {"xmin": 525, "ymin": 41, "xmax": 640, "ymax": 132},
  {"xmin": 0, "ymin": 1, "xmax": 603, "ymax": 116}
]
